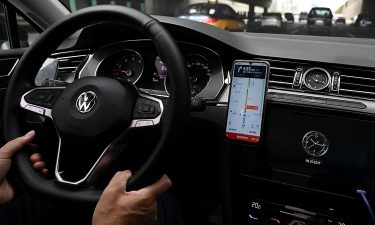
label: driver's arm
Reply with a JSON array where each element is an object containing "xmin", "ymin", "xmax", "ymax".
[{"xmin": 93, "ymin": 171, "xmax": 172, "ymax": 225}]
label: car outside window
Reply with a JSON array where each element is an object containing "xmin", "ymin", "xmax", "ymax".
[
  {"xmin": 309, "ymin": 8, "xmax": 332, "ymax": 17},
  {"xmin": 58, "ymin": 0, "xmax": 375, "ymax": 39}
]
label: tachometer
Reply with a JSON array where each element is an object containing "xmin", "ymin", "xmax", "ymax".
[{"xmin": 112, "ymin": 50, "xmax": 144, "ymax": 84}]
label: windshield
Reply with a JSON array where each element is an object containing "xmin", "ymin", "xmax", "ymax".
[{"xmin": 58, "ymin": 0, "xmax": 375, "ymax": 39}]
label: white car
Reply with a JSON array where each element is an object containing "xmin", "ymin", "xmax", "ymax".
[{"xmin": 261, "ymin": 12, "xmax": 283, "ymax": 28}]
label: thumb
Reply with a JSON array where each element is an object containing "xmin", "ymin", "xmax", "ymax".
[
  {"xmin": 0, "ymin": 130, "xmax": 35, "ymax": 159},
  {"xmin": 140, "ymin": 175, "xmax": 172, "ymax": 200}
]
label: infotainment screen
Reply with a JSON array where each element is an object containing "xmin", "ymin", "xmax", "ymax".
[{"xmin": 225, "ymin": 60, "xmax": 269, "ymax": 144}]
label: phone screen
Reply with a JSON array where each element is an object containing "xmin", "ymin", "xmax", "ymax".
[{"xmin": 225, "ymin": 60, "xmax": 269, "ymax": 143}]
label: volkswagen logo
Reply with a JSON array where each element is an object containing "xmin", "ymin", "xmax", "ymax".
[{"xmin": 76, "ymin": 91, "xmax": 97, "ymax": 113}]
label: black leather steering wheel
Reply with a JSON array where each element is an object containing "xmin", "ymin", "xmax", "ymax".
[{"xmin": 2, "ymin": 5, "xmax": 190, "ymax": 203}]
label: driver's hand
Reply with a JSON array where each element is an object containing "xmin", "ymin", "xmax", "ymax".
[
  {"xmin": 0, "ymin": 130, "xmax": 35, "ymax": 205},
  {"xmin": 93, "ymin": 170, "xmax": 172, "ymax": 225}
]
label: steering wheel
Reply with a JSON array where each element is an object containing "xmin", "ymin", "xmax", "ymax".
[{"xmin": 2, "ymin": 5, "xmax": 190, "ymax": 203}]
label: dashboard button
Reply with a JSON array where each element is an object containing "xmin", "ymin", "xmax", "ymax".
[
  {"xmin": 293, "ymin": 72, "xmax": 302, "ymax": 86},
  {"xmin": 300, "ymin": 96, "xmax": 327, "ymax": 104}
]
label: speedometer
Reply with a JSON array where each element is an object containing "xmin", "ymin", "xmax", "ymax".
[
  {"xmin": 165, "ymin": 54, "xmax": 212, "ymax": 97},
  {"xmin": 186, "ymin": 54, "xmax": 212, "ymax": 96},
  {"xmin": 112, "ymin": 50, "xmax": 144, "ymax": 84}
]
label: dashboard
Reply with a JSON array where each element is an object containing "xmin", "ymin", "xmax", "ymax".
[{"xmin": 29, "ymin": 17, "xmax": 375, "ymax": 225}]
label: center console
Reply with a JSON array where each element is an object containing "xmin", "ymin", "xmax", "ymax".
[{"xmin": 229, "ymin": 104, "xmax": 375, "ymax": 225}]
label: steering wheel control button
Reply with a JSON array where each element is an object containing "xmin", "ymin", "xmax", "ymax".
[
  {"xmin": 24, "ymin": 88, "xmax": 63, "ymax": 109},
  {"xmin": 135, "ymin": 120, "xmax": 154, "ymax": 127},
  {"xmin": 24, "ymin": 104, "xmax": 45, "ymax": 115},
  {"xmin": 302, "ymin": 131, "xmax": 329, "ymax": 157},
  {"xmin": 76, "ymin": 91, "xmax": 97, "ymax": 113},
  {"xmin": 138, "ymin": 104, "xmax": 155, "ymax": 114},
  {"xmin": 133, "ymin": 97, "xmax": 161, "ymax": 119}
]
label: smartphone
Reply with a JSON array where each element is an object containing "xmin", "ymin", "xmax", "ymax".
[{"xmin": 225, "ymin": 60, "xmax": 270, "ymax": 144}]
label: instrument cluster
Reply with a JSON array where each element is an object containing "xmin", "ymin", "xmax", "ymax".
[{"xmin": 90, "ymin": 40, "xmax": 224, "ymax": 99}]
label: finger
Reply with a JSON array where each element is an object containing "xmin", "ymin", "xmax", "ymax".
[
  {"xmin": 27, "ymin": 143, "xmax": 39, "ymax": 152},
  {"xmin": 30, "ymin": 153, "xmax": 42, "ymax": 163},
  {"xmin": 106, "ymin": 170, "xmax": 132, "ymax": 193},
  {"xmin": 33, "ymin": 161, "xmax": 46, "ymax": 171},
  {"xmin": 139, "ymin": 174, "xmax": 172, "ymax": 200},
  {"xmin": 0, "ymin": 130, "xmax": 35, "ymax": 159},
  {"xmin": 42, "ymin": 168, "xmax": 49, "ymax": 175}
]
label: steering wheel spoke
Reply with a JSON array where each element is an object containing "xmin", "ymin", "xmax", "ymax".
[
  {"xmin": 20, "ymin": 87, "xmax": 65, "ymax": 118},
  {"xmin": 55, "ymin": 131, "xmax": 128, "ymax": 185},
  {"xmin": 130, "ymin": 93, "xmax": 164, "ymax": 128}
]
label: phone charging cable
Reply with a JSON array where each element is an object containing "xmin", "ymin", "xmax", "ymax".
[{"xmin": 356, "ymin": 189, "xmax": 375, "ymax": 225}]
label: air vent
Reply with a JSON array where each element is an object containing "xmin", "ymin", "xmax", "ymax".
[
  {"xmin": 51, "ymin": 50, "xmax": 90, "ymax": 82},
  {"xmin": 56, "ymin": 54, "xmax": 88, "ymax": 73},
  {"xmin": 339, "ymin": 68, "xmax": 375, "ymax": 99},
  {"xmin": 256, "ymin": 59, "xmax": 303, "ymax": 90}
]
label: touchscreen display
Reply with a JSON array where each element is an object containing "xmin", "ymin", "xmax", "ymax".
[{"xmin": 225, "ymin": 61, "xmax": 269, "ymax": 143}]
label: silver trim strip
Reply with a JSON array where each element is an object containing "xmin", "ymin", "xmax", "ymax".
[
  {"xmin": 269, "ymin": 80, "xmax": 293, "ymax": 85},
  {"xmin": 338, "ymin": 73, "xmax": 341, "ymax": 94},
  {"xmin": 218, "ymin": 88, "xmax": 375, "ymax": 115},
  {"xmin": 0, "ymin": 58, "xmax": 19, "ymax": 77},
  {"xmin": 139, "ymin": 88, "xmax": 168, "ymax": 98},
  {"xmin": 51, "ymin": 49, "xmax": 90, "ymax": 57},
  {"xmin": 56, "ymin": 54, "xmax": 88, "ymax": 61},
  {"xmin": 271, "ymin": 67, "xmax": 296, "ymax": 72},
  {"xmin": 340, "ymin": 82, "xmax": 375, "ymax": 89},
  {"xmin": 267, "ymin": 89, "xmax": 375, "ymax": 114},
  {"xmin": 271, "ymin": 74, "xmax": 294, "ymax": 79},
  {"xmin": 78, "ymin": 54, "xmax": 93, "ymax": 79},
  {"xmin": 340, "ymin": 89, "xmax": 375, "ymax": 95},
  {"xmin": 54, "ymin": 131, "xmax": 126, "ymax": 185},
  {"xmin": 341, "ymin": 74, "xmax": 375, "ymax": 82},
  {"xmin": 58, "ymin": 66, "xmax": 78, "ymax": 71}
]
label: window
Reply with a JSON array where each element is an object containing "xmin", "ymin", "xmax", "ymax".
[
  {"xmin": 0, "ymin": 4, "xmax": 9, "ymax": 47},
  {"xmin": 0, "ymin": 3, "xmax": 39, "ymax": 49}
]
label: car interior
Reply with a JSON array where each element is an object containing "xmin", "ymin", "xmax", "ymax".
[{"xmin": 0, "ymin": 0, "xmax": 375, "ymax": 225}]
